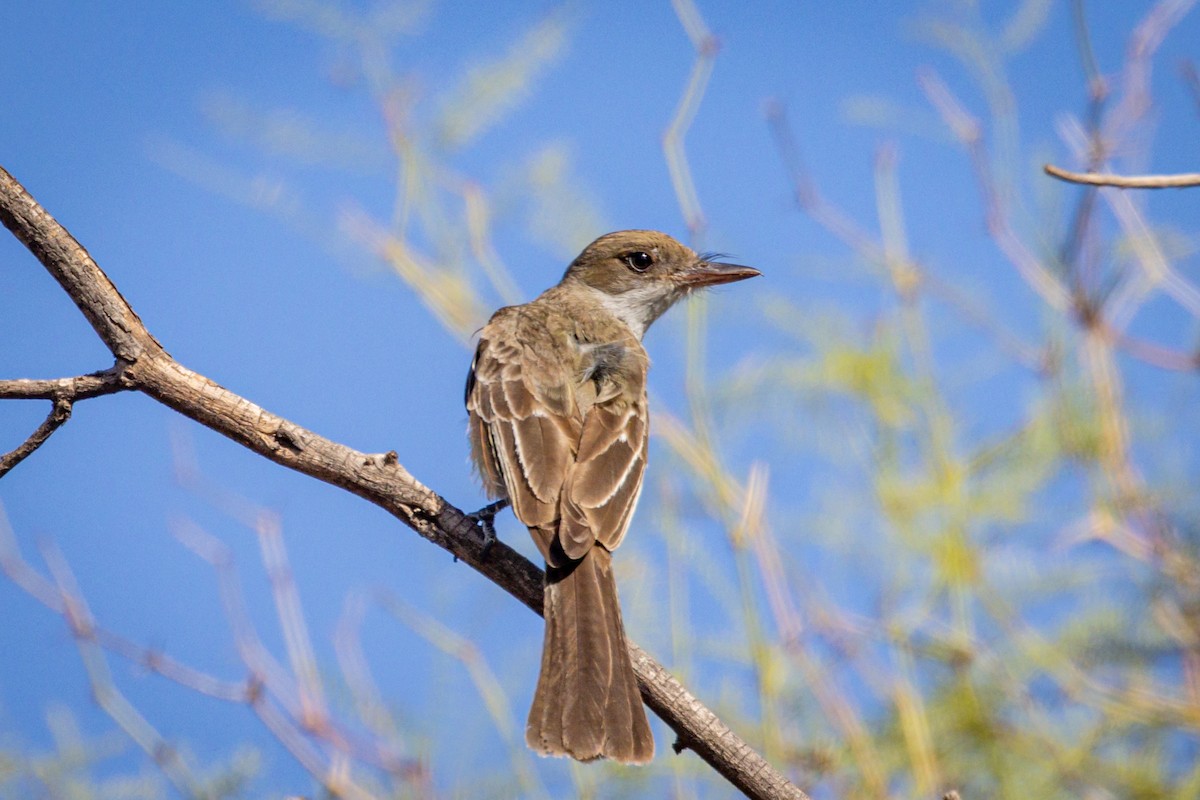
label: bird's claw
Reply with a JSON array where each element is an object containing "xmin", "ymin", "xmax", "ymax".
[{"xmin": 465, "ymin": 499, "xmax": 509, "ymax": 559}]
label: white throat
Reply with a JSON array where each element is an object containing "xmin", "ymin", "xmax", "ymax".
[{"xmin": 582, "ymin": 283, "xmax": 679, "ymax": 339}]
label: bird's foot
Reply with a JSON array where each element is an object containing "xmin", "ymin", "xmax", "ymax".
[{"xmin": 465, "ymin": 499, "xmax": 509, "ymax": 558}]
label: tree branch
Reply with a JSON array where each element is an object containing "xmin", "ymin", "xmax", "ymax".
[
  {"xmin": 0, "ymin": 166, "xmax": 807, "ymax": 800},
  {"xmin": 1044, "ymin": 163, "xmax": 1200, "ymax": 188},
  {"xmin": 0, "ymin": 398, "xmax": 72, "ymax": 478},
  {"xmin": 0, "ymin": 366, "xmax": 131, "ymax": 477},
  {"xmin": 0, "ymin": 365, "xmax": 130, "ymax": 400}
]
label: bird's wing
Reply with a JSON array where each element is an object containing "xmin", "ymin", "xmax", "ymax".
[
  {"xmin": 467, "ymin": 308, "xmax": 649, "ymax": 563},
  {"xmin": 558, "ymin": 347, "xmax": 649, "ymax": 558},
  {"xmin": 466, "ymin": 310, "xmax": 579, "ymax": 552}
]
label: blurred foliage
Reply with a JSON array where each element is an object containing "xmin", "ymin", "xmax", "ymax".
[
  {"xmin": 6, "ymin": 0, "xmax": 1200, "ymax": 798},
  {"xmin": 151, "ymin": 0, "xmax": 603, "ymax": 343},
  {"xmin": 689, "ymin": 1, "xmax": 1200, "ymax": 798},
  {"xmin": 0, "ymin": 706, "xmax": 257, "ymax": 799}
]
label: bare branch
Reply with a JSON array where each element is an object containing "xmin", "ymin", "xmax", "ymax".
[
  {"xmin": 0, "ymin": 165, "xmax": 806, "ymax": 800},
  {"xmin": 1044, "ymin": 163, "xmax": 1200, "ymax": 188},
  {"xmin": 0, "ymin": 366, "xmax": 131, "ymax": 478},
  {"xmin": 0, "ymin": 174, "xmax": 159, "ymax": 362},
  {"xmin": 0, "ymin": 365, "xmax": 129, "ymax": 400},
  {"xmin": 0, "ymin": 398, "xmax": 72, "ymax": 478}
]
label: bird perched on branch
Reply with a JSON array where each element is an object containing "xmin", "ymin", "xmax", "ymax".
[{"xmin": 465, "ymin": 230, "xmax": 759, "ymax": 763}]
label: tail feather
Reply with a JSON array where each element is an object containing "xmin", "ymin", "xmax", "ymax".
[{"xmin": 526, "ymin": 547, "xmax": 654, "ymax": 764}]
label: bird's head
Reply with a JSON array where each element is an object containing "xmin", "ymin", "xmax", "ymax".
[{"xmin": 560, "ymin": 230, "xmax": 760, "ymax": 338}]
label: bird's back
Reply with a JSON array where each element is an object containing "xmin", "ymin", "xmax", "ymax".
[{"xmin": 465, "ymin": 288, "xmax": 650, "ymax": 561}]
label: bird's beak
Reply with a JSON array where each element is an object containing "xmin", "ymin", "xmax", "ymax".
[{"xmin": 675, "ymin": 260, "xmax": 762, "ymax": 288}]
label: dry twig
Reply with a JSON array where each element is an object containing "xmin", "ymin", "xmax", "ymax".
[
  {"xmin": 1044, "ymin": 163, "xmax": 1200, "ymax": 188},
  {"xmin": 0, "ymin": 366, "xmax": 130, "ymax": 477}
]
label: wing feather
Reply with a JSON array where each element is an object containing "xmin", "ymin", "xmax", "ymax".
[
  {"xmin": 560, "ymin": 396, "xmax": 648, "ymax": 557},
  {"xmin": 466, "ymin": 311, "xmax": 577, "ymax": 547},
  {"xmin": 466, "ymin": 305, "xmax": 648, "ymax": 563}
]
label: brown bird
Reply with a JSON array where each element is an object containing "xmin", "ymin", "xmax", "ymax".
[{"xmin": 465, "ymin": 230, "xmax": 759, "ymax": 763}]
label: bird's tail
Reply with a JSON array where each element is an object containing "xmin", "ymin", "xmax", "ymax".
[{"xmin": 526, "ymin": 546, "xmax": 654, "ymax": 763}]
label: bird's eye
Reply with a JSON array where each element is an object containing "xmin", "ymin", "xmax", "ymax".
[{"xmin": 624, "ymin": 251, "xmax": 653, "ymax": 272}]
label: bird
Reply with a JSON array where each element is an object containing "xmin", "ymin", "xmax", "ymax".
[{"xmin": 464, "ymin": 230, "xmax": 760, "ymax": 763}]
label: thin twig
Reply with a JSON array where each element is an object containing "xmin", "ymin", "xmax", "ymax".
[
  {"xmin": 0, "ymin": 366, "xmax": 130, "ymax": 478},
  {"xmin": 0, "ymin": 398, "xmax": 73, "ymax": 478},
  {"xmin": 1044, "ymin": 163, "xmax": 1200, "ymax": 188},
  {"xmin": 0, "ymin": 365, "xmax": 128, "ymax": 400}
]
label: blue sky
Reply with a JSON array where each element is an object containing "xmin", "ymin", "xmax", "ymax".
[{"xmin": 2, "ymin": 1, "xmax": 1198, "ymax": 797}]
